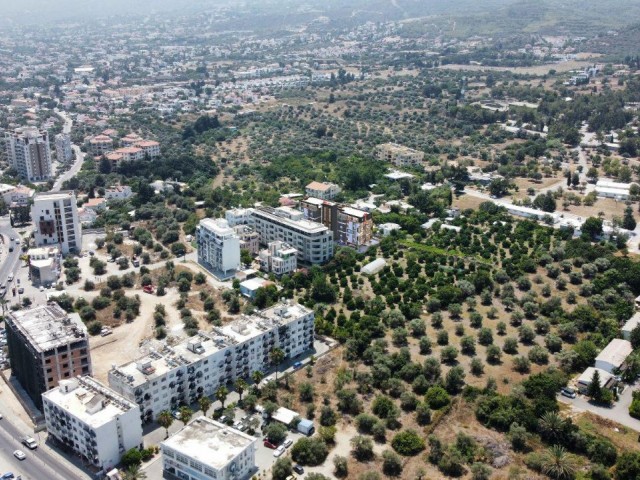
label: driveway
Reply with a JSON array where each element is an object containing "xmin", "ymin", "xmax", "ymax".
[{"xmin": 558, "ymin": 382, "xmax": 640, "ymax": 432}]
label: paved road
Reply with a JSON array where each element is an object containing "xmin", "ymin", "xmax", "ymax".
[
  {"xmin": 0, "ymin": 219, "xmax": 22, "ymax": 288},
  {"xmin": 0, "ymin": 415, "xmax": 83, "ymax": 480},
  {"xmin": 52, "ymin": 111, "xmax": 85, "ymax": 192},
  {"xmin": 558, "ymin": 382, "xmax": 640, "ymax": 432}
]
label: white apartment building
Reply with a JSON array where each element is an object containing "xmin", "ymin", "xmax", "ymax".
[
  {"xmin": 55, "ymin": 133, "xmax": 73, "ymax": 163},
  {"xmin": 0, "ymin": 184, "xmax": 34, "ymax": 206},
  {"xmin": 104, "ymin": 186, "xmax": 133, "ymax": 202},
  {"xmin": 161, "ymin": 417, "xmax": 256, "ymax": 480},
  {"xmin": 108, "ymin": 302, "xmax": 314, "ymax": 421},
  {"xmin": 225, "ymin": 207, "xmax": 254, "ymax": 227},
  {"xmin": 259, "ymin": 241, "xmax": 298, "ymax": 275},
  {"xmin": 133, "ymin": 140, "xmax": 161, "ymax": 158},
  {"xmin": 305, "ymin": 181, "xmax": 341, "ymax": 200},
  {"xmin": 42, "ymin": 377, "xmax": 143, "ymax": 471},
  {"xmin": 249, "ymin": 206, "xmax": 334, "ymax": 264},
  {"xmin": 5, "ymin": 127, "xmax": 53, "ymax": 182},
  {"xmin": 196, "ymin": 218, "xmax": 241, "ymax": 277},
  {"xmin": 32, "ymin": 191, "xmax": 82, "ymax": 254},
  {"xmin": 375, "ymin": 143, "xmax": 425, "ymax": 168}
]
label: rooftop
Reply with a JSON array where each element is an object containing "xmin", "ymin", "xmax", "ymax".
[
  {"xmin": 110, "ymin": 303, "xmax": 311, "ymax": 388},
  {"xmin": 306, "ymin": 181, "xmax": 335, "ymax": 191},
  {"xmin": 162, "ymin": 417, "xmax": 255, "ymax": 470},
  {"xmin": 8, "ymin": 304, "xmax": 87, "ymax": 353},
  {"xmin": 33, "ymin": 191, "xmax": 76, "ymax": 203},
  {"xmin": 622, "ymin": 312, "xmax": 640, "ymax": 332},
  {"xmin": 43, "ymin": 377, "xmax": 137, "ymax": 429},
  {"xmin": 595, "ymin": 339, "xmax": 633, "ymax": 367},
  {"xmin": 254, "ymin": 206, "xmax": 329, "ymax": 234}
]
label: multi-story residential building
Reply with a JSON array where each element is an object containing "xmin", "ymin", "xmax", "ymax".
[
  {"xmin": 108, "ymin": 302, "xmax": 314, "ymax": 421},
  {"xmin": 259, "ymin": 241, "xmax": 297, "ymax": 275},
  {"xmin": 337, "ymin": 206, "xmax": 373, "ymax": 247},
  {"xmin": 113, "ymin": 147, "xmax": 144, "ymax": 162},
  {"xmin": 28, "ymin": 246, "xmax": 61, "ymax": 286},
  {"xmin": 5, "ymin": 304, "xmax": 92, "ymax": 409},
  {"xmin": 5, "ymin": 127, "xmax": 53, "ymax": 182},
  {"xmin": 32, "ymin": 191, "xmax": 82, "ymax": 254},
  {"xmin": 300, "ymin": 198, "xmax": 373, "ymax": 248},
  {"xmin": 305, "ymin": 181, "xmax": 341, "ymax": 200},
  {"xmin": 133, "ymin": 140, "xmax": 161, "ymax": 158},
  {"xmin": 42, "ymin": 376, "xmax": 143, "ymax": 471},
  {"xmin": 104, "ymin": 186, "xmax": 133, "ymax": 202},
  {"xmin": 249, "ymin": 206, "xmax": 333, "ymax": 264},
  {"xmin": 88, "ymin": 135, "xmax": 114, "ymax": 156},
  {"xmin": 0, "ymin": 184, "xmax": 35, "ymax": 206},
  {"xmin": 55, "ymin": 133, "xmax": 73, "ymax": 163},
  {"xmin": 375, "ymin": 143, "xmax": 424, "ymax": 167},
  {"xmin": 196, "ymin": 218, "xmax": 241, "ymax": 277},
  {"xmin": 120, "ymin": 133, "xmax": 144, "ymax": 147},
  {"xmin": 234, "ymin": 224, "xmax": 260, "ymax": 255},
  {"xmin": 161, "ymin": 417, "xmax": 256, "ymax": 480},
  {"xmin": 225, "ymin": 207, "xmax": 254, "ymax": 227}
]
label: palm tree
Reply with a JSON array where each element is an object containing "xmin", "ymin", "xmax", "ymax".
[
  {"xmin": 541, "ymin": 445, "xmax": 577, "ymax": 480},
  {"xmin": 251, "ymin": 370, "xmax": 264, "ymax": 391},
  {"xmin": 157, "ymin": 410, "xmax": 173, "ymax": 439},
  {"xmin": 179, "ymin": 406, "xmax": 193, "ymax": 425},
  {"xmin": 216, "ymin": 386, "xmax": 229, "ymax": 408},
  {"xmin": 235, "ymin": 378, "xmax": 248, "ymax": 403},
  {"xmin": 538, "ymin": 412, "xmax": 566, "ymax": 444},
  {"xmin": 123, "ymin": 465, "xmax": 147, "ymax": 480},
  {"xmin": 198, "ymin": 396, "xmax": 212, "ymax": 417},
  {"xmin": 269, "ymin": 347, "xmax": 285, "ymax": 382}
]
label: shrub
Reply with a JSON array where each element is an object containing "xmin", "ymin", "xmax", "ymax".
[
  {"xmin": 291, "ymin": 437, "xmax": 328, "ymax": 466},
  {"xmin": 425, "ymin": 385, "xmax": 450, "ymax": 409},
  {"xmin": 86, "ymin": 321, "xmax": 103, "ymax": 336},
  {"xmin": 391, "ymin": 429, "xmax": 425, "ymax": 456}
]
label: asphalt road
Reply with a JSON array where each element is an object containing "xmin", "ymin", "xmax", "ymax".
[
  {"xmin": 0, "ymin": 415, "xmax": 82, "ymax": 480},
  {"xmin": 0, "ymin": 219, "xmax": 21, "ymax": 289},
  {"xmin": 52, "ymin": 111, "xmax": 85, "ymax": 192}
]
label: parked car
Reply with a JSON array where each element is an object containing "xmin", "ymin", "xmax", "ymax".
[
  {"xmin": 143, "ymin": 285, "xmax": 155, "ymax": 294},
  {"xmin": 561, "ymin": 387, "xmax": 577, "ymax": 399},
  {"xmin": 13, "ymin": 450, "xmax": 25, "ymax": 460},
  {"xmin": 172, "ymin": 410, "xmax": 182, "ymax": 420},
  {"xmin": 21, "ymin": 437, "xmax": 37, "ymax": 450},
  {"xmin": 263, "ymin": 439, "xmax": 277, "ymax": 449},
  {"xmin": 283, "ymin": 438, "xmax": 293, "ymax": 449},
  {"xmin": 293, "ymin": 465, "xmax": 304, "ymax": 475},
  {"xmin": 292, "ymin": 361, "xmax": 303, "ymax": 370},
  {"xmin": 2, "ymin": 473, "xmax": 15, "ymax": 479},
  {"xmin": 233, "ymin": 421, "xmax": 243, "ymax": 430},
  {"xmin": 17, "ymin": 287, "xmax": 23, "ymax": 295},
  {"xmin": 100, "ymin": 327, "xmax": 113, "ymax": 337},
  {"xmin": 218, "ymin": 415, "xmax": 228, "ymax": 424},
  {"xmin": 273, "ymin": 445, "xmax": 285, "ymax": 457}
]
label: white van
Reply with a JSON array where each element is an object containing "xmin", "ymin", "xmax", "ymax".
[{"xmin": 7, "ymin": 273, "xmax": 14, "ymax": 282}]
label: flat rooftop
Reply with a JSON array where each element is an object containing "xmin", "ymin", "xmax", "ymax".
[
  {"xmin": 43, "ymin": 377, "xmax": 137, "ymax": 429},
  {"xmin": 9, "ymin": 304, "xmax": 87, "ymax": 353},
  {"xmin": 162, "ymin": 417, "xmax": 255, "ymax": 470},
  {"xmin": 33, "ymin": 191, "xmax": 76, "ymax": 203},
  {"xmin": 111, "ymin": 303, "xmax": 311, "ymax": 387},
  {"xmin": 254, "ymin": 207, "xmax": 329, "ymax": 234}
]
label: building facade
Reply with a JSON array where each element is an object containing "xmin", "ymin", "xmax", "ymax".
[
  {"xmin": 305, "ymin": 181, "xmax": 341, "ymax": 200},
  {"xmin": 5, "ymin": 128, "xmax": 53, "ymax": 182},
  {"xmin": 234, "ymin": 224, "xmax": 260, "ymax": 255},
  {"xmin": 108, "ymin": 303, "xmax": 314, "ymax": 421},
  {"xmin": 259, "ymin": 241, "xmax": 298, "ymax": 275},
  {"xmin": 161, "ymin": 417, "xmax": 256, "ymax": 480},
  {"xmin": 42, "ymin": 377, "xmax": 143, "ymax": 471},
  {"xmin": 88, "ymin": 135, "xmax": 113, "ymax": 156},
  {"xmin": 104, "ymin": 186, "xmax": 133, "ymax": 202},
  {"xmin": 300, "ymin": 198, "xmax": 372, "ymax": 248},
  {"xmin": 375, "ymin": 143, "xmax": 424, "ymax": 167},
  {"xmin": 196, "ymin": 218, "xmax": 241, "ymax": 277},
  {"xmin": 249, "ymin": 206, "xmax": 333, "ymax": 264},
  {"xmin": 6, "ymin": 304, "xmax": 92, "ymax": 409},
  {"xmin": 55, "ymin": 133, "xmax": 73, "ymax": 163},
  {"xmin": 32, "ymin": 191, "xmax": 82, "ymax": 254}
]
